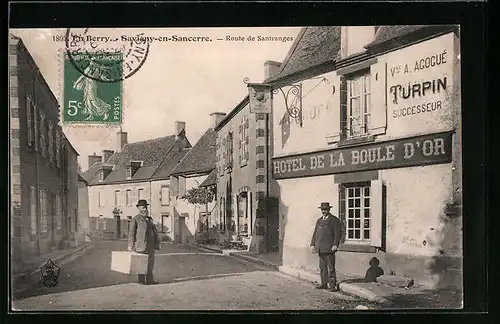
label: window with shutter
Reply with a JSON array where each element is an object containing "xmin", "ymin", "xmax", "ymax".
[
  {"xmin": 48, "ymin": 121, "xmax": 54, "ymax": 163},
  {"xmin": 338, "ymin": 180, "xmax": 385, "ymax": 249},
  {"xmin": 126, "ymin": 189, "xmax": 132, "ymax": 206},
  {"xmin": 26, "ymin": 94, "xmax": 35, "ymax": 147},
  {"xmin": 179, "ymin": 177, "xmax": 186, "ymax": 197},
  {"xmin": 30, "ymin": 186, "xmax": 37, "ymax": 235},
  {"xmin": 346, "ymin": 70, "xmax": 371, "ymax": 139},
  {"xmin": 39, "ymin": 112, "xmax": 46, "ymax": 158},
  {"xmin": 171, "ymin": 177, "xmax": 178, "ymax": 197},
  {"xmin": 339, "ymin": 76, "xmax": 348, "ymax": 141}
]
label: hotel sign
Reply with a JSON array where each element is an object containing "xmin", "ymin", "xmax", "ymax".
[{"xmin": 272, "ymin": 131, "xmax": 453, "ymax": 179}]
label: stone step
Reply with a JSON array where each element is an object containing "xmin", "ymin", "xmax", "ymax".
[{"xmin": 376, "ymin": 274, "xmax": 414, "ymax": 288}]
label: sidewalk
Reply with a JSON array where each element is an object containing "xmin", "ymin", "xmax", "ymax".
[
  {"xmin": 12, "ymin": 242, "xmax": 94, "ymax": 295},
  {"xmin": 190, "ymin": 243, "xmax": 463, "ymax": 309}
]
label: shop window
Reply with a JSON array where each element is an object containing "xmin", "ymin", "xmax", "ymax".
[{"xmin": 341, "ymin": 69, "xmax": 371, "ymax": 140}]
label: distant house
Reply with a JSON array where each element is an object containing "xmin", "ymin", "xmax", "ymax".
[
  {"xmin": 166, "ymin": 112, "xmax": 225, "ymax": 243},
  {"xmin": 82, "ymin": 122, "xmax": 191, "ymax": 240}
]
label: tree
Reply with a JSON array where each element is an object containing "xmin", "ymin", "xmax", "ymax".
[{"xmin": 181, "ymin": 186, "xmax": 215, "ymax": 232}]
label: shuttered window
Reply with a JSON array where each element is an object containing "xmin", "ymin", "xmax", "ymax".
[{"xmin": 30, "ymin": 186, "xmax": 37, "ymax": 235}]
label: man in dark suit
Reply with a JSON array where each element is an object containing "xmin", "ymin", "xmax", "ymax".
[
  {"xmin": 128, "ymin": 199, "xmax": 161, "ymax": 285},
  {"xmin": 310, "ymin": 202, "xmax": 342, "ymax": 291}
]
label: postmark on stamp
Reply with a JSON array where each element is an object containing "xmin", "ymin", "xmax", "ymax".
[
  {"xmin": 63, "ymin": 52, "xmax": 123, "ymax": 124},
  {"xmin": 62, "ymin": 28, "xmax": 150, "ymax": 124}
]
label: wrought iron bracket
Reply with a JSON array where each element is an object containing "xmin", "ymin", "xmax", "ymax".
[{"xmin": 272, "ymin": 84, "xmax": 303, "ymax": 127}]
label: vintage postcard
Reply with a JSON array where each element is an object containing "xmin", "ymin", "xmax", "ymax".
[{"xmin": 9, "ymin": 25, "xmax": 464, "ymax": 311}]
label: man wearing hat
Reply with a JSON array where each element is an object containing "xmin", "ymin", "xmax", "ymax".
[
  {"xmin": 128, "ymin": 199, "xmax": 161, "ymax": 285},
  {"xmin": 310, "ymin": 202, "xmax": 342, "ymax": 291}
]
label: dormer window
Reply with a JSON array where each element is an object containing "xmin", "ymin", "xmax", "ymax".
[
  {"xmin": 99, "ymin": 165, "xmax": 114, "ymax": 182},
  {"xmin": 127, "ymin": 161, "xmax": 143, "ymax": 179},
  {"xmin": 341, "ymin": 26, "xmax": 377, "ymax": 58}
]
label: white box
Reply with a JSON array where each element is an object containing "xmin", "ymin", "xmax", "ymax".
[{"xmin": 111, "ymin": 251, "xmax": 148, "ymax": 274}]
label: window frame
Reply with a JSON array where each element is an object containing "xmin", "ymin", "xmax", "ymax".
[
  {"xmin": 30, "ymin": 186, "xmax": 37, "ymax": 236},
  {"xmin": 138, "ymin": 188, "xmax": 145, "ymax": 201},
  {"xmin": 55, "ymin": 193, "xmax": 62, "ymax": 230},
  {"xmin": 161, "ymin": 185, "xmax": 170, "ymax": 206},
  {"xmin": 39, "ymin": 190, "xmax": 48, "ymax": 233},
  {"xmin": 126, "ymin": 189, "xmax": 132, "ymax": 206},
  {"xmin": 343, "ymin": 181, "xmax": 371, "ymax": 243},
  {"xmin": 98, "ymin": 191, "xmax": 105, "ymax": 207},
  {"xmin": 345, "ymin": 69, "xmax": 371, "ymax": 139},
  {"xmin": 114, "ymin": 190, "xmax": 120, "ymax": 206}
]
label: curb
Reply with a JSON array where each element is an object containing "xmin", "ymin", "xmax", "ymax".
[
  {"xmin": 186, "ymin": 243, "xmax": 223, "ymax": 254},
  {"xmin": 188, "ymin": 243, "xmax": 390, "ymax": 305},
  {"xmin": 278, "ymin": 265, "xmax": 390, "ymax": 305},
  {"xmin": 12, "ymin": 243, "xmax": 94, "ymax": 295},
  {"xmin": 229, "ymin": 252, "xmax": 280, "ymax": 271}
]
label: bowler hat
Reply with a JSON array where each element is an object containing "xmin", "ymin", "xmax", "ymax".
[
  {"xmin": 318, "ymin": 202, "xmax": 332, "ymax": 209},
  {"xmin": 136, "ymin": 199, "xmax": 149, "ymax": 207}
]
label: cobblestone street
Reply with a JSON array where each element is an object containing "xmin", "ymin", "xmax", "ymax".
[{"xmin": 12, "ymin": 241, "xmax": 377, "ymax": 311}]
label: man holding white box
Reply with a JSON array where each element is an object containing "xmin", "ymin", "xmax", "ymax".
[{"xmin": 128, "ymin": 199, "xmax": 161, "ymax": 285}]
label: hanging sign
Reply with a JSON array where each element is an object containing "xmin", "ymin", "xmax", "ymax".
[
  {"xmin": 248, "ymin": 83, "xmax": 272, "ymax": 114},
  {"xmin": 272, "ymin": 131, "xmax": 453, "ymax": 179}
]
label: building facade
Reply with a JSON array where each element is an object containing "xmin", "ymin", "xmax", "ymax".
[
  {"xmin": 267, "ymin": 26, "xmax": 462, "ymax": 289},
  {"xmin": 215, "ymin": 95, "xmax": 278, "ymax": 252},
  {"xmin": 167, "ymin": 113, "xmax": 223, "ymax": 244},
  {"xmin": 76, "ymin": 173, "xmax": 90, "ymax": 245},
  {"xmin": 83, "ymin": 122, "xmax": 191, "ymax": 240},
  {"xmin": 10, "ymin": 35, "xmax": 80, "ymax": 270}
]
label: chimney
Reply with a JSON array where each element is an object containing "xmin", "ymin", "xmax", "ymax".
[
  {"xmin": 117, "ymin": 130, "xmax": 128, "ymax": 152},
  {"xmin": 264, "ymin": 60, "xmax": 282, "ymax": 80},
  {"xmin": 88, "ymin": 153, "xmax": 102, "ymax": 168},
  {"xmin": 175, "ymin": 121, "xmax": 186, "ymax": 140},
  {"xmin": 102, "ymin": 150, "xmax": 114, "ymax": 163},
  {"xmin": 209, "ymin": 112, "xmax": 226, "ymax": 129}
]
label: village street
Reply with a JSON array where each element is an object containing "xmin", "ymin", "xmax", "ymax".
[{"xmin": 12, "ymin": 241, "xmax": 377, "ymax": 311}]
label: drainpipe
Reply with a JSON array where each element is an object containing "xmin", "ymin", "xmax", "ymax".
[{"xmin": 265, "ymin": 113, "xmax": 270, "ymax": 252}]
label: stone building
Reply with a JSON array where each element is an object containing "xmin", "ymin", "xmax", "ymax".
[
  {"xmin": 215, "ymin": 91, "xmax": 279, "ymax": 252},
  {"xmin": 266, "ymin": 25, "xmax": 462, "ymax": 289},
  {"xmin": 9, "ymin": 34, "xmax": 80, "ymax": 271}
]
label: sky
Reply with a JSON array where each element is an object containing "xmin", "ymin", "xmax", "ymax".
[{"xmin": 11, "ymin": 27, "xmax": 301, "ymax": 170}]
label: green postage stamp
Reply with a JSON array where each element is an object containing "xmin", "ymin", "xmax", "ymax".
[{"xmin": 63, "ymin": 52, "xmax": 123, "ymax": 124}]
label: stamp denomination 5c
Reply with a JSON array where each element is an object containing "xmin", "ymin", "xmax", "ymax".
[{"xmin": 63, "ymin": 52, "xmax": 123, "ymax": 124}]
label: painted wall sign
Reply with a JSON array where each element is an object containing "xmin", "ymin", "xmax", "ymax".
[
  {"xmin": 272, "ymin": 131, "xmax": 453, "ymax": 179},
  {"xmin": 388, "ymin": 43, "xmax": 453, "ymax": 121}
]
